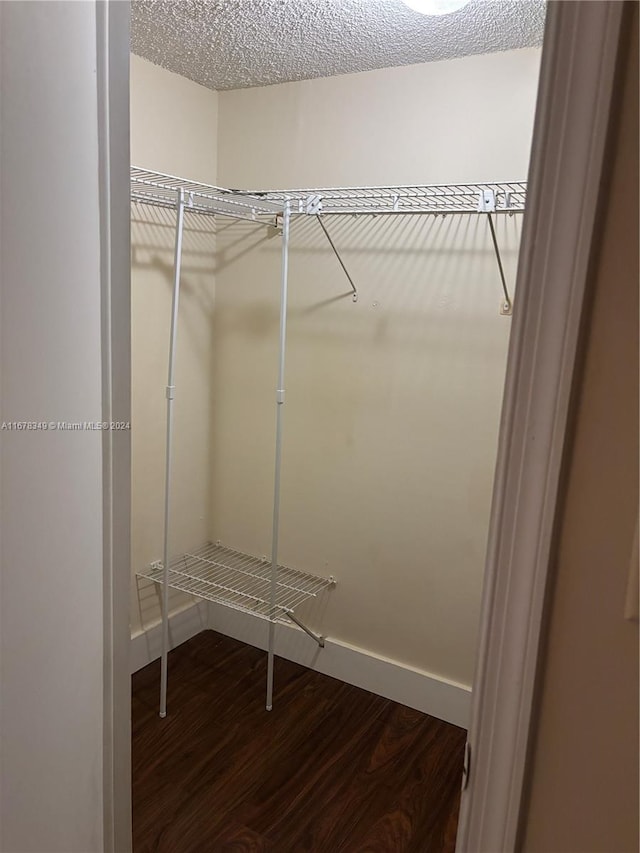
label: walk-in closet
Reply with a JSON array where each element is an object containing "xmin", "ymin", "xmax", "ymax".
[{"xmin": 130, "ymin": 1, "xmax": 545, "ymax": 848}]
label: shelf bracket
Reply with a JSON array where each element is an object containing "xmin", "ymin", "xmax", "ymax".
[
  {"xmin": 315, "ymin": 215, "xmax": 358, "ymax": 303},
  {"xmin": 281, "ymin": 609, "xmax": 325, "ymax": 648},
  {"xmin": 486, "ymin": 212, "xmax": 513, "ymax": 315}
]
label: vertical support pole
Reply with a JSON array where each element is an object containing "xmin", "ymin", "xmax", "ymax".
[
  {"xmin": 159, "ymin": 189, "xmax": 185, "ymax": 718},
  {"xmin": 266, "ymin": 200, "xmax": 291, "ymax": 711}
]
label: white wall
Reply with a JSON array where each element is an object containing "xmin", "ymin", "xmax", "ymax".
[
  {"xmin": 217, "ymin": 49, "xmax": 540, "ymax": 188},
  {"xmin": 130, "ymin": 56, "xmax": 218, "ymax": 636},
  {"xmin": 213, "ymin": 49, "xmax": 540, "ymax": 688},
  {"xmin": 0, "ymin": 2, "xmax": 105, "ymax": 850}
]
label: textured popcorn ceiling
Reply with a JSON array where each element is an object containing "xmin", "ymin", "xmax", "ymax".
[{"xmin": 131, "ymin": 0, "xmax": 546, "ymax": 91}]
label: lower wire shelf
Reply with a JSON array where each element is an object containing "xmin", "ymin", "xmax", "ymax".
[{"xmin": 137, "ymin": 541, "xmax": 335, "ymax": 646}]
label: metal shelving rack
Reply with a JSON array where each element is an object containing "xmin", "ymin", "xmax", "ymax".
[
  {"xmin": 247, "ymin": 180, "xmax": 526, "ymax": 216},
  {"xmin": 131, "ymin": 167, "xmax": 527, "ymax": 717},
  {"xmin": 137, "ymin": 543, "xmax": 335, "ymax": 637}
]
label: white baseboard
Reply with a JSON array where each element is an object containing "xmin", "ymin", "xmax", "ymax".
[
  {"xmin": 130, "ymin": 601, "xmax": 208, "ymax": 674},
  {"xmin": 130, "ymin": 600, "xmax": 471, "ymax": 728},
  {"xmin": 207, "ymin": 601, "xmax": 471, "ymax": 729}
]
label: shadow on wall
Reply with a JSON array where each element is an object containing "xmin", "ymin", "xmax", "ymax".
[
  {"xmin": 208, "ymin": 208, "xmax": 522, "ymax": 683},
  {"xmin": 131, "ymin": 204, "xmax": 217, "ymax": 320},
  {"xmin": 131, "ymin": 204, "xmax": 217, "ymax": 634},
  {"xmin": 134, "ymin": 574, "xmax": 198, "ymax": 635},
  {"xmin": 213, "ymin": 211, "xmax": 520, "ymax": 339}
]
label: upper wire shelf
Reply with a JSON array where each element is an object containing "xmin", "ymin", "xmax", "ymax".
[
  {"xmin": 131, "ymin": 167, "xmax": 284, "ymax": 222},
  {"xmin": 255, "ymin": 181, "xmax": 527, "ymax": 216},
  {"xmin": 131, "ymin": 168, "xmax": 526, "ymax": 219}
]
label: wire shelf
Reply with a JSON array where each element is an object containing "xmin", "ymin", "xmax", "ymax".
[
  {"xmin": 137, "ymin": 542, "xmax": 335, "ymax": 623},
  {"xmin": 131, "ymin": 167, "xmax": 284, "ymax": 221},
  {"xmin": 131, "ymin": 168, "xmax": 526, "ymax": 219},
  {"xmin": 248, "ymin": 180, "xmax": 527, "ymax": 216}
]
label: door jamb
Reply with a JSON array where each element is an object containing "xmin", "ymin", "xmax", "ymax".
[
  {"xmin": 97, "ymin": 1, "xmax": 132, "ymax": 850},
  {"xmin": 455, "ymin": 2, "xmax": 626, "ymax": 850}
]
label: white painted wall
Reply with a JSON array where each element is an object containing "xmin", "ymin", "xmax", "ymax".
[
  {"xmin": 130, "ymin": 56, "xmax": 218, "ymax": 635},
  {"xmin": 217, "ymin": 49, "xmax": 540, "ymax": 188},
  {"xmin": 213, "ymin": 49, "xmax": 540, "ymax": 688},
  {"xmin": 0, "ymin": 2, "xmax": 105, "ymax": 850}
]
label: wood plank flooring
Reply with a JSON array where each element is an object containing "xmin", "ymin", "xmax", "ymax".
[{"xmin": 132, "ymin": 631, "xmax": 466, "ymax": 852}]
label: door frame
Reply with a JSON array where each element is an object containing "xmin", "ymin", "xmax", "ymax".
[
  {"xmin": 455, "ymin": 2, "xmax": 627, "ymax": 850},
  {"xmin": 97, "ymin": 1, "xmax": 133, "ymax": 850},
  {"xmin": 100, "ymin": 2, "xmax": 629, "ymax": 851}
]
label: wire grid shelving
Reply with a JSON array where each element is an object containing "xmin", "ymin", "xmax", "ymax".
[
  {"xmin": 131, "ymin": 167, "xmax": 283, "ymax": 222},
  {"xmin": 254, "ymin": 181, "xmax": 527, "ymax": 216},
  {"xmin": 138, "ymin": 542, "xmax": 334, "ymax": 623},
  {"xmin": 131, "ymin": 167, "xmax": 526, "ymax": 218}
]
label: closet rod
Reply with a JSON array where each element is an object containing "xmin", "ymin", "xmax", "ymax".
[{"xmin": 159, "ymin": 189, "xmax": 185, "ymax": 719}]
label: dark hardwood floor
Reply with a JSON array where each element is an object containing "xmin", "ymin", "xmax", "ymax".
[{"xmin": 132, "ymin": 631, "xmax": 466, "ymax": 853}]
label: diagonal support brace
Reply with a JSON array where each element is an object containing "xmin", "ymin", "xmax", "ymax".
[
  {"xmin": 315, "ymin": 215, "xmax": 358, "ymax": 303},
  {"xmin": 487, "ymin": 213, "xmax": 513, "ymax": 315},
  {"xmin": 282, "ymin": 609, "xmax": 325, "ymax": 648}
]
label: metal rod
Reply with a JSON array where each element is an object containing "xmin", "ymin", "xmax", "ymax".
[
  {"xmin": 283, "ymin": 611, "xmax": 325, "ymax": 648},
  {"xmin": 305, "ymin": 208, "xmax": 524, "ymax": 217},
  {"xmin": 159, "ymin": 188, "xmax": 185, "ymax": 719},
  {"xmin": 315, "ymin": 215, "xmax": 358, "ymax": 302},
  {"xmin": 487, "ymin": 212, "xmax": 512, "ymax": 312},
  {"xmin": 266, "ymin": 200, "xmax": 291, "ymax": 711}
]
